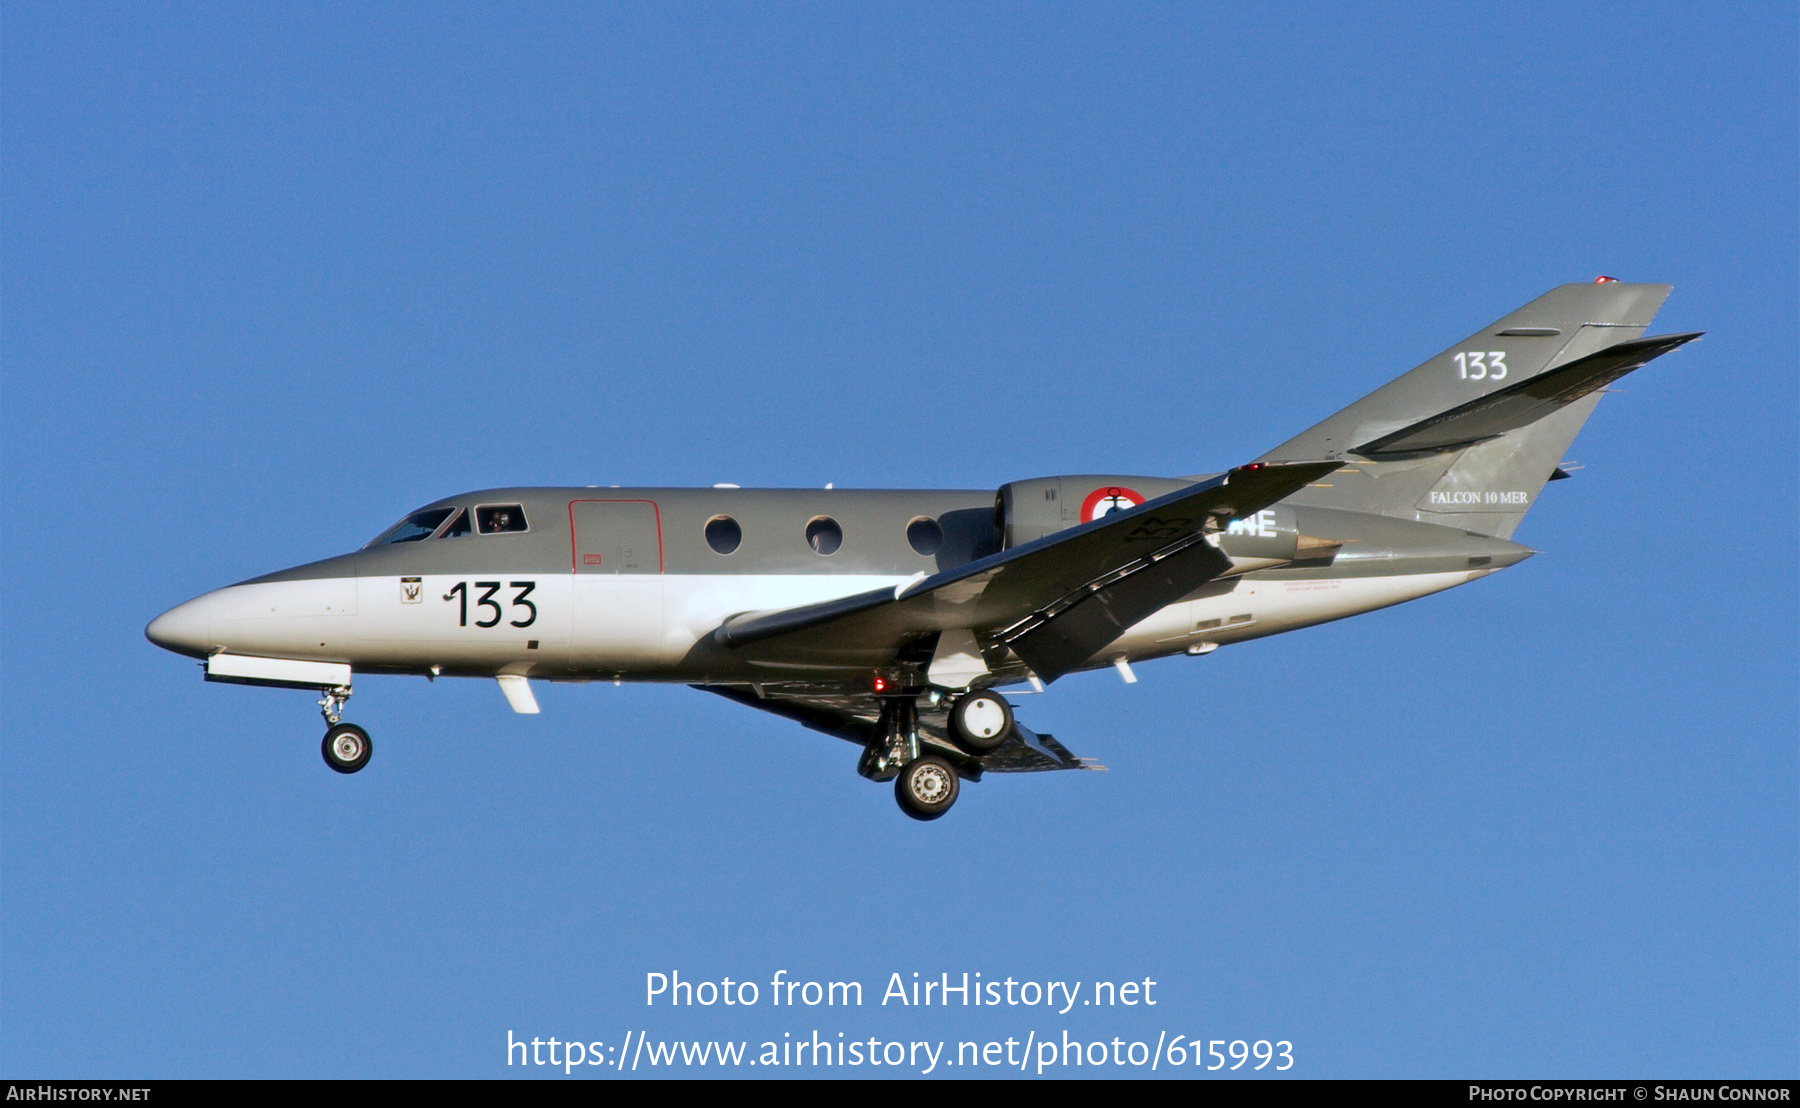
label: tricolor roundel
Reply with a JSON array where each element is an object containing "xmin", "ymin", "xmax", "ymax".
[{"xmin": 1079, "ymin": 485, "xmax": 1145, "ymax": 523}]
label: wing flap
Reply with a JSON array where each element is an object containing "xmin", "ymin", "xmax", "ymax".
[
  {"xmin": 1001, "ymin": 530, "xmax": 1232, "ymax": 680},
  {"xmin": 979, "ymin": 723, "xmax": 1103, "ymax": 773}
]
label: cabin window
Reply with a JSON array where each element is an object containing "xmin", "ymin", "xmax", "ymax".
[
  {"xmin": 368, "ymin": 507, "xmax": 456, "ymax": 547},
  {"xmin": 475, "ymin": 504, "xmax": 529, "ymax": 535},
  {"xmin": 439, "ymin": 509, "xmax": 471, "ymax": 538},
  {"xmin": 806, "ymin": 517, "xmax": 842, "ymax": 556},
  {"xmin": 906, "ymin": 517, "xmax": 943, "ymax": 557},
  {"xmin": 705, "ymin": 516, "xmax": 742, "ymax": 555}
]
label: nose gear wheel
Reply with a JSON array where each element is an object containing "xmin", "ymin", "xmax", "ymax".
[{"xmin": 322, "ymin": 722, "xmax": 372, "ymax": 774}]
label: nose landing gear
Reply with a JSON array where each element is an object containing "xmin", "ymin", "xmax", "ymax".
[
  {"xmin": 322, "ymin": 722, "xmax": 372, "ymax": 774},
  {"xmin": 316, "ymin": 685, "xmax": 371, "ymax": 774}
]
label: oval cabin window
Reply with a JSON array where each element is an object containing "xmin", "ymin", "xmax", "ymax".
[
  {"xmin": 705, "ymin": 516, "xmax": 742, "ymax": 555},
  {"xmin": 906, "ymin": 517, "xmax": 943, "ymax": 557},
  {"xmin": 805, "ymin": 517, "xmax": 842, "ymax": 556}
]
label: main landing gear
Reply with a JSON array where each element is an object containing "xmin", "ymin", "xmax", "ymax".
[
  {"xmin": 317, "ymin": 685, "xmax": 372, "ymax": 774},
  {"xmin": 895, "ymin": 756, "xmax": 959, "ymax": 820},
  {"xmin": 867, "ymin": 689, "xmax": 1018, "ymax": 820},
  {"xmin": 948, "ymin": 690, "xmax": 1014, "ymax": 753}
]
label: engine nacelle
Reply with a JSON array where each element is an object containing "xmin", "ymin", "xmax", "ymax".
[
  {"xmin": 1214, "ymin": 504, "xmax": 1301, "ymax": 566},
  {"xmin": 996, "ymin": 475, "xmax": 1320, "ymax": 571},
  {"xmin": 995, "ymin": 474, "xmax": 1199, "ymax": 549}
]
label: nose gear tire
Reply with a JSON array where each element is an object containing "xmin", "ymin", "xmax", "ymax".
[{"xmin": 322, "ymin": 723, "xmax": 372, "ymax": 774}]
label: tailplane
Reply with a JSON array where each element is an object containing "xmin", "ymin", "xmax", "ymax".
[{"xmin": 1258, "ymin": 281, "xmax": 1695, "ymax": 539}]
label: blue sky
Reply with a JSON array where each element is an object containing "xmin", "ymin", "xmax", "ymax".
[{"xmin": 3, "ymin": 1, "xmax": 1794, "ymax": 1078}]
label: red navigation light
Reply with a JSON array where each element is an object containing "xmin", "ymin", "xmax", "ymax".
[
  {"xmin": 1594, "ymin": 275, "xmax": 1618, "ymax": 283},
  {"xmin": 1242, "ymin": 462, "xmax": 1265, "ymax": 471},
  {"xmin": 872, "ymin": 675, "xmax": 888, "ymax": 693}
]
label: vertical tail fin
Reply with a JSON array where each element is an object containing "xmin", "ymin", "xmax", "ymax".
[{"xmin": 1259, "ymin": 281, "xmax": 1677, "ymax": 539}]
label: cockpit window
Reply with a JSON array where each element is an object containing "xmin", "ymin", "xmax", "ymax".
[
  {"xmin": 367, "ymin": 507, "xmax": 456, "ymax": 547},
  {"xmin": 439, "ymin": 508, "xmax": 471, "ymax": 538},
  {"xmin": 476, "ymin": 504, "xmax": 529, "ymax": 535}
]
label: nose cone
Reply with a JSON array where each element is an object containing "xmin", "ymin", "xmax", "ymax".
[{"xmin": 146, "ymin": 597, "xmax": 211, "ymax": 659}]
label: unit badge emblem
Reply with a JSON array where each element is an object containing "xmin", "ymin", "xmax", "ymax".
[{"xmin": 1080, "ymin": 486, "xmax": 1144, "ymax": 523}]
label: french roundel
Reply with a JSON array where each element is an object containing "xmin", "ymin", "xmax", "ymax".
[{"xmin": 1079, "ymin": 485, "xmax": 1145, "ymax": 523}]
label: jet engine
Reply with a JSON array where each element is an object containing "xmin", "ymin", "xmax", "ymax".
[
  {"xmin": 995, "ymin": 474, "xmax": 1199, "ymax": 549},
  {"xmin": 995, "ymin": 474, "xmax": 1338, "ymax": 571}
]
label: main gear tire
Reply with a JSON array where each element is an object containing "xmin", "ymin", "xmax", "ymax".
[
  {"xmin": 895, "ymin": 755, "xmax": 959, "ymax": 820},
  {"xmin": 948, "ymin": 691, "xmax": 1014, "ymax": 753}
]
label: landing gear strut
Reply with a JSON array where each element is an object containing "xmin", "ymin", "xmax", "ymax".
[
  {"xmin": 317, "ymin": 685, "xmax": 371, "ymax": 774},
  {"xmin": 858, "ymin": 693, "xmax": 969, "ymax": 820},
  {"xmin": 857, "ymin": 696, "xmax": 920, "ymax": 783},
  {"xmin": 318, "ymin": 685, "xmax": 352, "ymax": 726}
]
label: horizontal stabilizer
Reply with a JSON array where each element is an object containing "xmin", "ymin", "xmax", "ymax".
[{"xmin": 1354, "ymin": 332, "xmax": 1701, "ymax": 457}]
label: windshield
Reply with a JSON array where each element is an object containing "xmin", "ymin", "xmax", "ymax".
[{"xmin": 366, "ymin": 507, "xmax": 456, "ymax": 547}]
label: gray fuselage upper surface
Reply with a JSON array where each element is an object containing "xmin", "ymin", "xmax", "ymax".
[{"xmin": 250, "ymin": 487, "xmax": 1003, "ymax": 583}]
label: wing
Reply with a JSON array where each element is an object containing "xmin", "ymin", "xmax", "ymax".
[
  {"xmin": 697, "ymin": 683, "xmax": 1100, "ymax": 773},
  {"xmin": 714, "ymin": 460, "xmax": 1340, "ymax": 682}
]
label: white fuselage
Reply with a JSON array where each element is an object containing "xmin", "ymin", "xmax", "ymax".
[{"xmin": 147, "ymin": 567, "xmax": 1487, "ymax": 683}]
